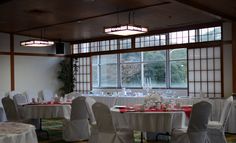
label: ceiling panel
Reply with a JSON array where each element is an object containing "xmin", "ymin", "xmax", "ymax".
[{"xmin": 0, "ymin": 0, "xmax": 229, "ymax": 42}]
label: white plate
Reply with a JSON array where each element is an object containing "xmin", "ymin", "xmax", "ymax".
[{"xmin": 113, "ymin": 105, "xmax": 127, "ymax": 109}]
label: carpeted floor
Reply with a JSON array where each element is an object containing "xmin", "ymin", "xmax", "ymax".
[{"xmin": 38, "ymin": 119, "xmax": 236, "ymax": 143}]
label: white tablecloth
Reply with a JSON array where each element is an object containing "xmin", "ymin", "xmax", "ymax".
[
  {"xmin": 0, "ymin": 122, "xmax": 38, "ymax": 143},
  {"xmin": 86, "ymin": 95, "xmax": 236, "ymax": 133},
  {"xmin": 19, "ymin": 104, "xmax": 71, "ymax": 120},
  {"xmin": 111, "ymin": 108, "xmax": 185, "ymax": 133}
]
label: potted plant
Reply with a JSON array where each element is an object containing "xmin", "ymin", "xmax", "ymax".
[{"xmin": 57, "ymin": 58, "xmax": 76, "ymax": 97}]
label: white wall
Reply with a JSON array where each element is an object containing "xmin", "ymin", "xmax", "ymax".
[
  {"xmin": 0, "ymin": 55, "xmax": 10, "ymax": 96},
  {"xmin": 14, "ymin": 56, "xmax": 63, "ymax": 95},
  {"xmin": 0, "ymin": 33, "xmax": 68, "ymax": 97}
]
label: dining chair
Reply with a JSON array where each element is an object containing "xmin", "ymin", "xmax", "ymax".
[
  {"xmin": 13, "ymin": 94, "xmax": 28, "ymax": 106},
  {"xmin": 62, "ymin": 96, "xmax": 90, "ymax": 141},
  {"xmin": 64, "ymin": 91, "xmax": 80, "ymax": 101},
  {"xmin": 2, "ymin": 96, "xmax": 21, "ymax": 121},
  {"xmin": 85, "ymin": 97, "xmax": 98, "ymax": 143},
  {"xmin": 171, "ymin": 101, "xmax": 212, "ymax": 143},
  {"xmin": 3, "ymin": 96, "xmax": 41, "ymax": 130},
  {"xmin": 8, "ymin": 90, "xmax": 22, "ymax": 99},
  {"xmin": 207, "ymin": 96, "xmax": 233, "ymax": 143},
  {"xmin": 92, "ymin": 102, "xmax": 134, "ymax": 143}
]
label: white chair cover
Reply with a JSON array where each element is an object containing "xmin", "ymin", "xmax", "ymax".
[
  {"xmin": 62, "ymin": 96, "xmax": 90, "ymax": 141},
  {"xmin": 2, "ymin": 97, "xmax": 21, "ymax": 121},
  {"xmin": 85, "ymin": 97, "xmax": 98, "ymax": 143},
  {"xmin": 65, "ymin": 92, "xmax": 80, "ymax": 100},
  {"xmin": 171, "ymin": 101, "xmax": 212, "ymax": 143},
  {"xmin": 0, "ymin": 95, "xmax": 7, "ymax": 122},
  {"xmin": 92, "ymin": 102, "xmax": 134, "ymax": 143},
  {"xmin": 13, "ymin": 94, "xmax": 28, "ymax": 106},
  {"xmin": 2, "ymin": 97, "xmax": 40, "ymax": 128},
  {"xmin": 8, "ymin": 91, "xmax": 22, "ymax": 99},
  {"xmin": 41, "ymin": 89, "xmax": 54, "ymax": 102},
  {"xmin": 86, "ymin": 97, "xmax": 96, "ymax": 125},
  {"xmin": 207, "ymin": 96, "xmax": 233, "ymax": 143}
]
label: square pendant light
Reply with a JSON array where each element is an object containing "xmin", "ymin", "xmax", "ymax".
[
  {"xmin": 20, "ymin": 39, "xmax": 54, "ymax": 47},
  {"xmin": 104, "ymin": 24, "xmax": 148, "ymax": 36}
]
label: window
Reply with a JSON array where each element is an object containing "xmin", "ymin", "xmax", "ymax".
[
  {"xmin": 73, "ymin": 24, "xmax": 222, "ymax": 96},
  {"xmin": 92, "ymin": 49, "xmax": 187, "ymax": 89},
  {"xmin": 100, "ymin": 54, "xmax": 117, "ymax": 87},
  {"xmin": 92, "ymin": 56, "xmax": 99, "ymax": 87},
  {"xmin": 143, "ymin": 51, "xmax": 166, "ymax": 87},
  {"xmin": 199, "ymin": 26, "xmax": 221, "ymax": 42},
  {"xmin": 119, "ymin": 38, "xmax": 131, "ymax": 49},
  {"xmin": 121, "ymin": 53, "xmax": 142, "ymax": 87},
  {"xmin": 169, "ymin": 49, "xmax": 187, "ymax": 88},
  {"xmin": 188, "ymin": 47, "xmax": 222, "ymax": 98},
  {"xmin": 73, "ymin": 26, "xmax": 221, "ymax": 54},
  {"xmin": 73, "ymin": 57, "xmax": 91, "ymax": 93}
]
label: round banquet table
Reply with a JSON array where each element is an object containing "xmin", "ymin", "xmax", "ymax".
[
  {"xmin": 19, "ymin": 103, "xmax": 71, "ymax": 120},
  {"xmin": 0, "ymin": 122, "xmax": 38, "ymax": 143},
  {"xmin": 111, "ymin": 108, "xmax": 186, "ymax": 133}
]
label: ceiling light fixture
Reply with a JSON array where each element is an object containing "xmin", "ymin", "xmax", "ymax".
[
  {"xmin": 20, "ymin": 29, "xmax": 54, "ymax": 47},
  {"xmin": 104, "ymin": 11, "xmax": 148, "ymax": 36},
  {"xmin": 20, "ymin": 39, "xmax": 54, "ymax": 47}
]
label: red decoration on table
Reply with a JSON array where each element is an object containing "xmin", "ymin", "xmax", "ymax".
[
  {"xmin": 118, "ymin": 105, "xmax": 192, "ymax": 117},
  {"xmin": 181, "ymin": 106, "xmax": 192, "ymax": 118}
]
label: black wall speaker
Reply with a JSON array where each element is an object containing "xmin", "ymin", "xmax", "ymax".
[{"xmin": 55, "ymin": 42, "xmax": 65, "ymax": 54}]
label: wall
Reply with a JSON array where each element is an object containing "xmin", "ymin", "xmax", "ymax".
[{"xmin": 0, "ymin": 33, "xmax": 69, "ymax": 98}]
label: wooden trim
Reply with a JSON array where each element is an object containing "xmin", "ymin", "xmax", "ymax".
[
  {"xmin": 232, "ymin": 22, "xmax": 236, "ymax": 94},
  {"xmin": 220, "ymin": 45, "xmax": 224, "ymax": 97},
  {"xmin": 0, "ymin": 52, "xmax": 10, "ymax": 55},
  {"xmin": 0, "ymin": 52, "xmax": 71, "ymax": 57},
  {"xmin": 14, "ymin": 52, "xmax": 66, "ymax": 57},
  {"xmin": 71, "ymin": 41, "xmax": 223, "ymax": 58},
  {"xmin": 10, "ymin": 34, "xmax": 15, "ymax": 91}
]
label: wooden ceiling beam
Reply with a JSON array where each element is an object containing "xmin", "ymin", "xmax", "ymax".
[{"xmin": 174, "ymin": 0, "xmax": 236, "ymax": 21}]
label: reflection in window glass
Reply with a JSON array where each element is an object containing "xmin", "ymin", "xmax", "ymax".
[
  {"xmin": 144, "ymin": 62, "xmax": 166, "ymax": 87},
  {"xmin": 170, "ymin": 48, "xmax": 187, "ymax": 60},
  {"xmin": 121, "ymin": 63, "xmax": 141, "ymax": 87},
  {"xmin": 100, "ymin": 64, "xmax": 117, "ymax": 87},
  {"xmin": 92, "ymin": 66, "xmax": 98, "ymax": 87},
  {"xmin": 92, "ymin": 56, "xmax": 99, "ymax": 87},
  {"xmin": 101, "ymin": 54, "xmax": 117, "ymax": 64},
  {"xmin": 170, "ymin": 61, "xmax": 187, "ymax": 88},
  {"xmin": 143, "ymin": 50, "xmax": 166, "ymax": 62},
  {"xmin": 170, "ymin": 48, "xmax": 187, "ymax": 88},
  {"xmin": 121, "ymin": 53, "xmax": 141, "ymax": 63}
]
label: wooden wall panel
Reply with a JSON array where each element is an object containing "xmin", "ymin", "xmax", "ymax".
[{"xmin": 232, "ymin": 22, "xmax": 236, "ymax": 94}]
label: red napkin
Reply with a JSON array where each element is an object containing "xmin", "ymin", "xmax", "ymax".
[{"xmin": 181, "ymin": 106, "xmax": 192, "ymax": 118}]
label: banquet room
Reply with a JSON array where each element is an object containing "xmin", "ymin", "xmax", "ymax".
[{"xmin": 0, "ymin": 0, "xmax": 236, "ymax": 143}]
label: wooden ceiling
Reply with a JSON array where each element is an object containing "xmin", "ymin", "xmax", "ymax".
[{"xmin": 0, "ymin": 0, "xmax": 234, "ymax": 42}]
